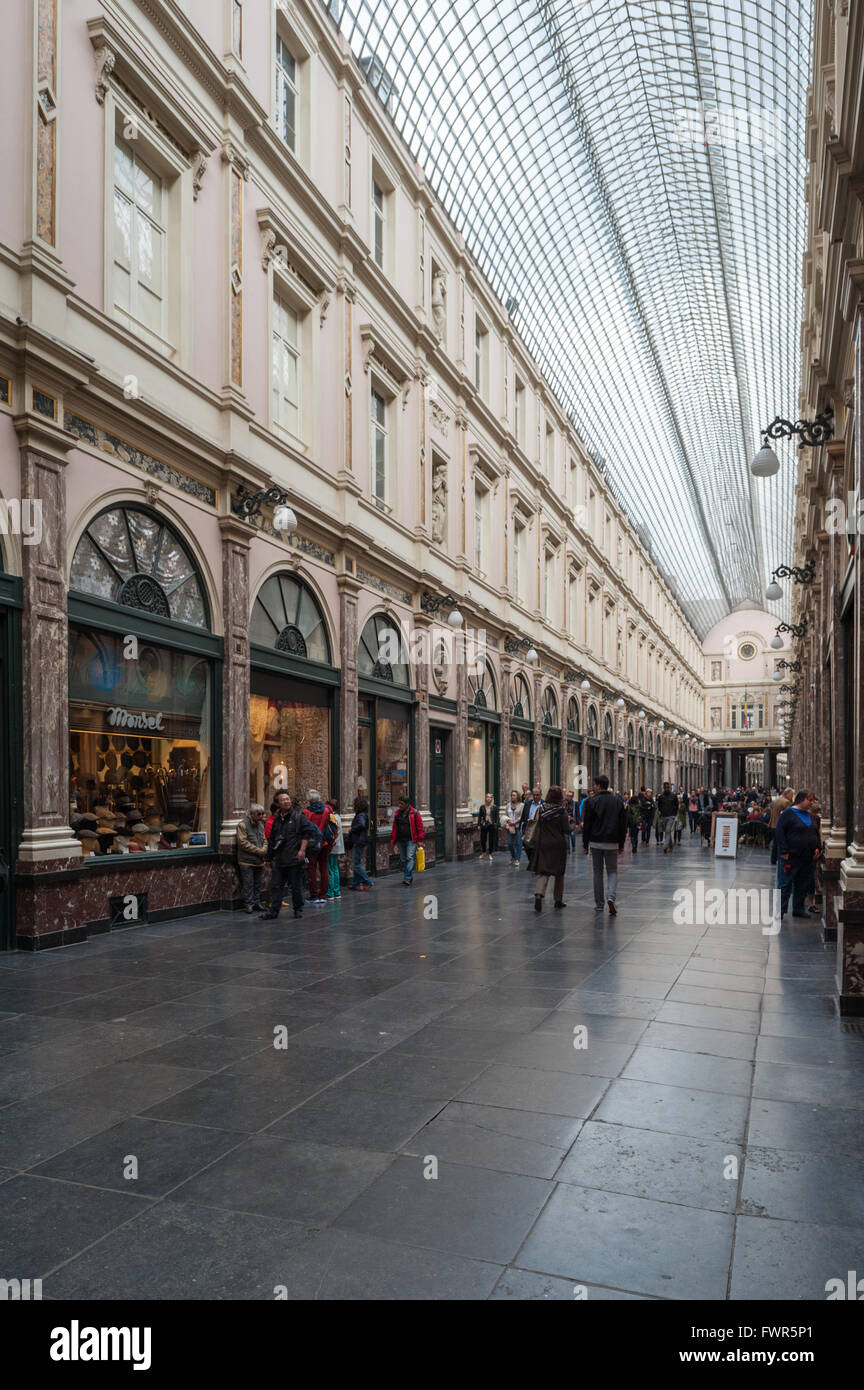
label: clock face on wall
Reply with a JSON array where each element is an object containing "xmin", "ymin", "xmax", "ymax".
[{"xmin": 738, "ymin": 641, "xmax": 757, "ymax": 661}]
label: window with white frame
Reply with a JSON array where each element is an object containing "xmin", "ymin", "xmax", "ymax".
[
  {"xmin": 568, "ymin": 573, "xmax": 577, "ymax": 636},
  {"xmin": 371, "ymin": 388, "xmax": 388, "ymax": 508},
  {"xmin": 372, "ymin": 179, "xmax": 385, "ymax": 268},
  {"xmin": 113, "ymin": 134, "xmax": 166, "ymax": 340},
  {"xmin": 231, "ymin": 0, "xmax": 243, "ymax": 58},
  {"xmin": 271, "ymin": 294, "xmax": 301, "ymax": 437},
  {"xmin": 275, "ymin": 34, "xmax": 298, "ymax": 152},
  {"xmin": 512, "ymin": 518, "xmax": 523, "ymax": 598},
  {"xmin": 543, "ymin": 550, "xmax": 554, "ymax": 620}
]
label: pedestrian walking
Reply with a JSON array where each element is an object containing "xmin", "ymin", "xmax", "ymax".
[
  {"xmin": 520, "ymin": 786, "xmax": 544, "ymax": 865},
  {"xmin": 527, "ymin": 785, "xmax": 570, "ymax": 911},
  {"xmin": 505, "ymin": 789, "xmax": 524, "ymax": 866},
  {"xmin": 688, "ymin": 791, "xmax": 699, "ymax": 834},
  {"xmin": 640, "ymin": 788, "xmax": 656, "ymax": 845},
  {"xmin": 347, "ymin": 795, "xmax": 373, "ymax": 890},
  {"xmin": 582, "ymin": 774, "xmax": 627, "ymax": 914},
  {"xmin": 477, "ymin": 792, "xmax": 499, "ymax": 861},
  {"xmin": 769, "ymin": 786, "xmax": 795, "ymax": 865},
  {"xmin": 235, "ymin": 802, "xmax": 267, "ymax": 913},
  {"xmin": 657, "ymin": 782, "xmax": 680, "ymax": 853},
  {"xmin": 391, "ymin": 794, "xmax": 425, "ymax": 884},
  {"xmin": 626, "ymin": 794, "xmax": 642, "ymax": 854}
]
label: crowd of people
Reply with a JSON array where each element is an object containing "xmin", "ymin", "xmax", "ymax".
[
  {"xmin": 235, "ymin": 787, "xmax": 425, "ymax": 920},
  {"xmin": 472, "ymin": 778, "xmax": 824, "ymax": 921},
  {"xmin": 233, "ymin": 777, "xmax": 823, "ymax": 925}
]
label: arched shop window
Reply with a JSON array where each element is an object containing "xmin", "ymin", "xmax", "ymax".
[
  {"xmin": 250, "ymin": 573, "xmax": 330, "ymax": 663},
  {"xmin": 249, "ymin": 574, "xmax": 337, "ymax": 809},
  {"xmin": 541, "ymin": 688, "xmax": 558, "ymax": 728},
  {"xmin": 358, "ymin": 613, "xmax": 411, "ymax": 686},
  {"xmin": 511, "ymin": 671, "xmax": 532, "ymax": 720},
  {"xmin": 68, "ymin": 505, "xmax": 217, "ymax": 855},
  {"xmin": 70, "ymin": 506, "xmax": 208, "ymax": 627},
  {"xmin": 541, "ymin": 687, "xmax": 560, "ymax": 788},
  {"xmin": 358, "ymin": 613, "xmax": 414, "ymax": 837},
  {"xmin": 467, "ymin": 660, "xmax": 500, "ymax": 815},
  {"xmin": 604, "ymin": 713, "xmax": 614, "ymax": 744},
  {"xmin": 468, "ymin": 660, "xmax": 498, "ymax": 711},
  {"xmin": 509, "ymin": 670, "xmax": 533, "ymax": 792},
  {"xmin": 587, "ymin": 706, "xmax": 598, "ymax": 739},
  {"xmin": 567, "ymin": 698, "xmax": 580, "ymax": 735}
]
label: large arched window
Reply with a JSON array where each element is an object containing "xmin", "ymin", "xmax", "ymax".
[
  {"xmin": 511, "ymin": 671, "xmax": 532, "ymax": 720},
  {"xmin": 542, "ymin": 687, "xmax": 559, "ymax": 728},
  {"xmin": 604, "ymin": 713, "xmax": 614, "ymax": 743},
  {"xmin": 70, "ymin": 506, "xmax": 208, "ymax": 628},
  {"xmin": 250, "ymin": 573, "xmax": 330, "ymax": 663},
  {"xmin": 358, "ymin": 613, "xmax": 411, "ymax": 685},
  {"xmin": 587, "ymin": 706, "xmax": 598, "ymax": 739},
  {"xmin": 468, "ymin": 659, "xmax": 498, "ymax": 711},
  {"xmin": 567, "ymin": 698, "xmax": 580, "ymax": 735},
  {"xmin": 627, "ymin": 722, "xmax": 635, "ymax": 750}
]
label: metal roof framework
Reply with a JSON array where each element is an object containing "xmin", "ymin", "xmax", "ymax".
[{"xmin": 323, "ymin": 0, "xmax": 811, "ymax": 637}]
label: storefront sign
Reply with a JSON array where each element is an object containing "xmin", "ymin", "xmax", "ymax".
[{"xmin": 107, "ymin": 707, "xmax": 165, "ymax": 731}]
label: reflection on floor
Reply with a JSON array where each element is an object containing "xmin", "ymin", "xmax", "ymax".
[{"xmin": 1, "ymin": 839, "xmax": 861, "ymax": 1300}]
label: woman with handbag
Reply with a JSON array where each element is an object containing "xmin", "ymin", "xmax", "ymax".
[
  {"xmin": 477, "ymin": 792, "xmax": 499, "ymax": 861},
  {"xmin": 528, "ymin": 785, "xmax": 570, "ymax": 911}
]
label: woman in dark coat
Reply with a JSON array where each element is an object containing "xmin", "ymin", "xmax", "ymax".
[{"xmin": 528, "ymin": 785, "xmax": 571, "ymax": 911}]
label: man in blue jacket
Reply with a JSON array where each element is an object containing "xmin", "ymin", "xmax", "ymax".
[{"xmin": 775, "ymin": 790, "xmax": 821, "ymax": 918}]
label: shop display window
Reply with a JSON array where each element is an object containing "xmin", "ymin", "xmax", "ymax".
[
  {"xmin": 250, "ymin": 673, "xmax": 331, "ymax": 807},
  {"xmin": 69, "ymin": 627, "xmax": 211, "ymax": 854}
]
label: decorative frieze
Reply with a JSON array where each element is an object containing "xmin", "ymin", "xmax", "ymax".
[
  {"xmin": 356, "ymin": 567, "xmax": 412, "ymax": 605},
  {"xmin": 64, "ymin": 412, "xmax": 217, "ymax": 506}
]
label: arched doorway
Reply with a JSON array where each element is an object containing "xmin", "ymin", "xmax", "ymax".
[{"xmin": 509, "ymin": 670, "xmax": 533, "ymax": 792}]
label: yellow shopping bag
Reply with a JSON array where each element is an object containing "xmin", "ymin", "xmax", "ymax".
[{"xmin": 415, "ymin": 844, "xmax": 426, "ymax": 872}]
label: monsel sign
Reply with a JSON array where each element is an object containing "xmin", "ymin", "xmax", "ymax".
[{"xmin": 106, "ymin": 707, "xmax": 165, "ymax": 731}]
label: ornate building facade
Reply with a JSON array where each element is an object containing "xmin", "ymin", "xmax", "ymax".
[
  {"xmin": 0, "ymin": 0, "xmax": 770, "ymax": 950},
  {"xmin": 791, "ymin": 0, "xmax": 864, "ymax": 1011}
]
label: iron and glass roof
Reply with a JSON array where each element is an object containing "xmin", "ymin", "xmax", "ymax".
[{"xmin": 323, "ymin": 0, "xmax": 811, "ymax": 637}]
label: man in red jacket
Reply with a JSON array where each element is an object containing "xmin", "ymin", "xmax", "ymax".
[{"xmin": 390, "ymin": 794, "xmax": 425, "ymax": 885}]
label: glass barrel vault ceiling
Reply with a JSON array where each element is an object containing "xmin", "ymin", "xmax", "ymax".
[{"xmin": 323, "ymin": 0, "xmax": 812, "ymax": 639}]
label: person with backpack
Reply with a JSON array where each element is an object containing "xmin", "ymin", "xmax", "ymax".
[
  {"xmin": 391, "ymin": 794, "xmax": 425, "ymax": 885},
  {"xmin": 304, "ymin": 788, "xmax": 333, "ymax": 904},
  {"xmin": 582, "ymin": 774, "xmax": 627, "ymax": 914},
  {"xmin": 347, "ymin": 795, "xmax": 374, "ymax": 890},
  {"xmin": 260, "ymin": 791, "xmax": 318, "ymax": 920}
]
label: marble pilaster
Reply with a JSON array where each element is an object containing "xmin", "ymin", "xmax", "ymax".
[
  {"xmin": 218, "ymin": 517, "xmax": 252, "ymax": 849},
  {"xmin": 338, "ymin": 575, "xmax": 360, "ymax": 807}
]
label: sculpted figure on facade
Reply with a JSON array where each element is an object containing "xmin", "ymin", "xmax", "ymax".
[
  {"xmin": 431, "ymin": 460, "xmax": 448, "ymax": 544},
  {"xmin": 431, "ymin": 268, "xmax": 447, "ymax": 340}
]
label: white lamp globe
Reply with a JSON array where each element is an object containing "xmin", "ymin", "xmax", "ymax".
[
  {"xmin": 526, "ymin": 646, "xmax": 539, "ymax": 664},
  {"xmin": 773, "ymin": 670, "xmax": 783, "ymax": 681},
  {"xmin": 273, "ymin": 504, "xmax": 298, "ymax": 534},
  {"xmin": 658, "ymin": 720, "xmax": 665, "ymax": 730},
  {"xmin": 770, "ymin": 634, "xmax": 783, "ymax": 649},
  {"xmin": 765, "ymin": 580, "xmax": 784, "ymax": 601},
  {"xmin": 580, "ymin": 678, "xmax": 590, "ymax": 691},
  {"xmin": 615, "ymin": 698, "xmax": 625, "ymax": 709},
  {"xmin": 751, "ymin": 443, "xmax": 780, "ymax": 477},
  {"xmin": 447, "ymin": 607, "xmax": 464, "ymax": 629},
  {"xmin": 638, "ymin": 709, "xmax": 645, "ymax": 719}
]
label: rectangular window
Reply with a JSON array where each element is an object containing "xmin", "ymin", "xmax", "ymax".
[
  {"xmin": 514, "ymin": 378, "xmax": 525, "ymax": 443},
  {"xmin": 275, "ymin": 35, "xmax": 298, "ymax": 151},
  {"xmin": 232, "ymin": 0, "xmax": 243, "ymax": 58},
  {"xmin": 272, "ymin": 295, "xmax": 300, "ymax": 436},
  {"xmin": 545, "ymin": 426, "xmax": 554, "ymax": 479},
  {"xmin": 249, "ymin": 674, "xmax": 330, "ymax": 810},
  {"xmin": 372, "ymin": 180, "xmax": 385, "ymax": 269},
  {"xmin": 512, "ymin": 521, "xmax": 521, "ymax": 598},
  {"xmin": 568, "ymin": 576, "xmax": 576, "ymax": 636},
  {"xmin": 113, "ymin": 135, "xmax": 165, "ymax": 338},
  {"xmin": 543, "ymin": 553, "xmax": 552, "ymax": 620},
  {"xmin": 371, "ymin": 389, "xmax": 387, "ymax": 507}
]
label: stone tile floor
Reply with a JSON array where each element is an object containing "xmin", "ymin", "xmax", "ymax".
[{"xmin": 1, "ymin": 840, "xmax": 862, "ymax": 1300}]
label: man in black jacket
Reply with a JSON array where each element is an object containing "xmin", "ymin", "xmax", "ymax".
[
  {"xmin": 582, "ymin": 775, "xmax": 627, "ymax": 915},
  {"xmin": 657, "ymin": 782, "xmax": 680, "ymax": 854},
  {"xmin": 775, "ymin": 790, "xmax": 821, "ymax": 918},
  {"xmin": 261, "ymin": 791, "xmax": 317, "ymax": 920}
]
